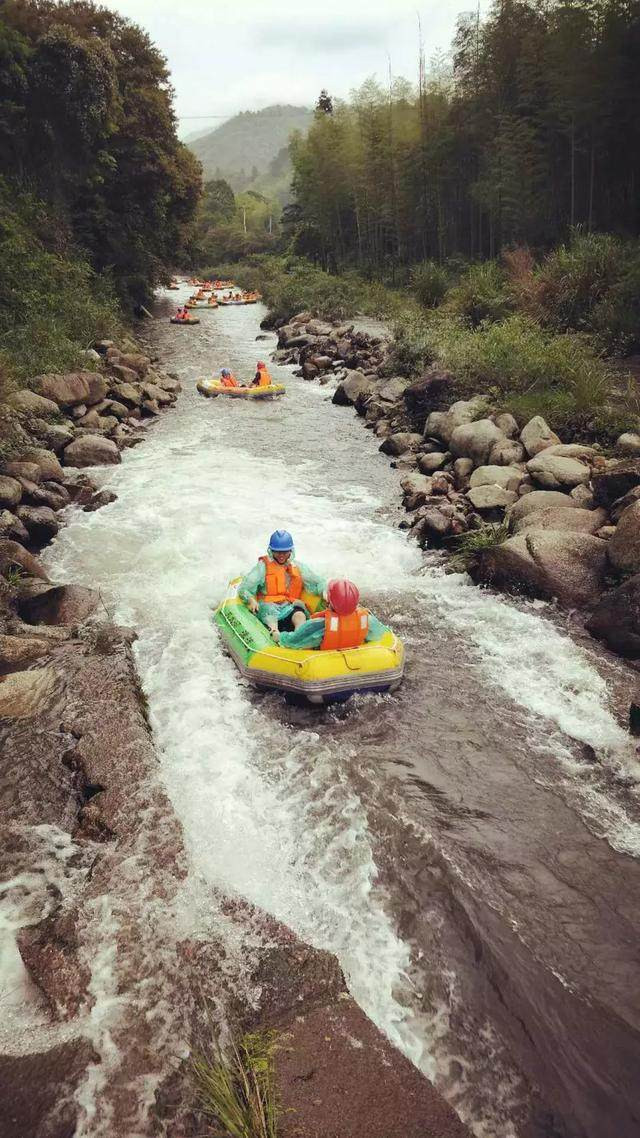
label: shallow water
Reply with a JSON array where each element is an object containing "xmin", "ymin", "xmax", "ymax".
[{"xmin": 39, "ymin": 287, "xmax": 640, "ymax": 1137}]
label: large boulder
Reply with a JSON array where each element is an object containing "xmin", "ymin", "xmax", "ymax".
[
  {"xmin": 424, "ymin": 397, "xmax": 488, "ymax": 447},
  {"xmin": 32, "ymin": 422, "xmax": 75, "ymax": 454},
  {"xmin": 520, "ymin": 416, "xmax": 561, "ymax": 458},
  {"xmin": 592, "ymin": 459, "xmax": 640, "ymax": 508},
  {"xmin": 35, "ymin": 371, "xmax": 95, "ymax": 407},
  {"xmin": 449, "ymin": 419, "xmax": 507, "ymax": 466},
  {"xmin": 400, "ymin": 472, "xmax": 433, "ymax": 508},
  {"xmin": 83, "ymin": 373, "xmax": 108, "ymax": 405},
  {"xmin": 377, "ymin": 377, "xmax": 408, "ymax": 403},
  {"xmin": 62, "ymin": 435, "xmax": 120, "ymax": 467},
  {"xmin": 112, "ymin": 382, "xmax": 142, "ymax": 407},
  {"xmin": 332, "ymin": 370, "xmax": 376, "ymax": 407},
  {"xmin": 2, "ymin": 461, "xmax": 41, "ymax": 483},
  {"xmin": 586, "ymin": 574, "xmax": 640, "ymax": 656},
  {"xmin": 512, "ymin": 506, "xmax": 607, "ymax": 537},
  {"xmin": 616, "ymin": 432, "xmax": 640, "ymax": 457},
  {"xmin": 608, "ymin": 501, "xmax": 640, "ymax": 574},
  {"xmin": 379, "ymin": 432, "xmax": 423, "ymax": 456},
  {"xmin": 469, "ymin": 465, "xmax": 524, "ymax": 490},
  {"xmin": 526, "ymin": 452, "xmax": 591, "ymax": 490},
  {"xmin": 492, "ymin": 412, "xmax": 519, "ymax": 438},
  {"xmin": 0, "ymin": 509, "xmax": 29, "ymax": 542},
  {"xmin": 610, "ymin": 485, "xmax": 640, "ymax": 523},
  {"xmin": 488, "ymin": 437, "xmax": 527, "ymax": 466},
  {"xmin": 476, "ymin": 531, "xmax": 607, "ymax": 606},
  {"xmin": 17, "ymin": 583, "xmax": 99, "ymax": 625},
  {"xmin": 16, "ymin": 505, "xmax": 59, "ymax": 544},
  {"xmin": 20, "ymin": 448, "xmax": 65, "ymax": 483},
  {"xmin": 117, "ymin": 353, "xmax": 150, "ymax": 377},
  {"xmin": 0, "ymin": 475, "xmax": 22, "ymax": 508},
  {"xmin": 542, "ymin": 443, "xmax": 597, "ymax": 460},
  {"xmin": 0, "ymin": 539, "xmax": 49, "ymax": 581},
  {"xmin": 508, "ymin": 492, "xmax": 581, "ymax": 524},
  {"xmin": 466, "ymin": 485, "xmax": 518, "ymax": 511},
  {"xmin": 417, "ymin": 452, "xmax": 449, "ymax": 474},
  {"xmin": 7, "ymin": 389, "xmax": 60, "ymax": 417}
]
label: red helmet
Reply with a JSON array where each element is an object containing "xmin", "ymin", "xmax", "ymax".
[
  {"xmin": 257, "ymin": 361, "xmax": 266, "ymax": 369},
  {"xmin": 327, "ymin": 578, "xmax": 360, "ymax": 615}
]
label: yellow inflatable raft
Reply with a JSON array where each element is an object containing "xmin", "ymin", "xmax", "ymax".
[
  {"xmin": 214, "ymin": 580, "xmax": 404, "ymax": 703},
  {"xmin": 196, "ymin": 378, "xmax": 285, "ymax": 399}
]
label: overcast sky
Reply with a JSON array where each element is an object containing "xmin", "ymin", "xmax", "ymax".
[{"xmin": 98, "ymin": 0, "xmax": 486, "ymax": 136}]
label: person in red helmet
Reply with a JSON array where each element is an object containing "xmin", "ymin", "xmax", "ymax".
[
  {"xmin": 251, "ymin": 360, "xmax": 274, "ymax": 388},
  {"xmin": 277, "ymin": 579, "xmax": 388, "ymax": 650}
]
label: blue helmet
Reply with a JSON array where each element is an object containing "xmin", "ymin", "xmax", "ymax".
[
  {"xmin": 221, "ymin": 368, "xmax": 230, "ymax": 377},
  {"xmin": 269, "ymin": 529, "xmax": 294, "ymax": 551}
]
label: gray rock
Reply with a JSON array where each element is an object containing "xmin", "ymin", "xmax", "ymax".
[
  {"xmin": 492, "ymin": 412, "xmax": 519, "ymax": 438},
  {"xmin": 424, "ymin": 396, "xmax": 488, "ymax": 446},
  {"xmin": 477, "ymin": 532, "xmax": 607, "ymax": 606},
  {"xmin": 20, "ymin": 448, "xmax": 65, "ymax": 483},
  {"xmin": 0, "ymin": 475, "xmax": 22, "ymax": 509},
  {"xmin": 469, "ymin": 465, "xmax": 524, "ymax": 490},
  {"xmin": 610, "ymin": 485, "xmax": 640, "ymax": 523},
  {"xmin": 112, "ymin": 382, "xmax": 142, "ymax": 407},
  {"xmin": 63, "ymin": 435, "xmax": 121, "ymax": 468},
  {"xmin": 1, "ymin": 462, "xmax": 41, "ymax": 483},
  {"xmin": 0, "ymin": 539, "xmax": 49, "ymax": 581},
  {"xmin": 608, "ymin": 501, "xmax": 640, "ymax": 574},
  {"xmin": 17, "ymin": 583, "xmax": 99, "ymax": 626},
  {"xmin": 35, "ymin": 371, "xmax": 91, "ymax": 406},
  {"xmin": 378, "ymin": 377, "xmax": 408, "ymax": 403},
  {"xmin": 542, "ymin": 443, "xmax": 597, "ymax": 460},
  {"xmin": 466, "ymin": 485, "xmax": 518, "ymax": 510},
  {"xmin": 332, "ymin": 370, "xmax": 376, "ymax": 407},
  {"xmin": 0, "ymin": 509, "xmax": 29, "ymax": 542},
  {"xmin": 526, "ymin": 452, "xmax": 591, "ymax": 490},
  {"xmin": 616, "ymin": 432, "xmax": 640, "ymax": 457},
  {"xmin": 512, "ymin": 507, "xmax": 607, "ymax": 537},
  {"xmin": 380, "ymin": 432, "xmax": 423, "ymax": 456},
  {"xmin": 417, "ymin": 452, "xmax": 449, "ymax": 474},
  {"xmin": 7, "ymin": 389, "xmax": 60, "ymax": 417},
  {"xmin": 453, "ymin": 458, "xmax": 474, "ymax": 488},
  {"xmin": 35, "ymin": 423, "xmax": 75, "ymax": 453},
  {"xmin": 520, "ymin": 415, "xmax": 561, "ymax": 457},
  {"xmin": 450, "ymin": 419, "xmax": 507, "ymax": 466},
  {"xmin": 592, "ymin": 459, "xmax": 640, "ymax": 507},
  {"xmin": 570, "ymin": 484, "xmax": 595, "ymax": 509},
  {"xmin": 597, "ymin": 526, "xmax": 617, "ymax": 540},
  {"xmin": 16, "ymin": 505, "xmax": 59, "ymax": 543},
  {"xmin": 488, "ymin": 437, "xmax": 527, "ymax": 466},
  {"xmin": 586, "ymin": 573, "xmax": 640, "ymax": 656},
  {"xmin": 508, "ymin": 491, "xmax": 580, "ymax": 523}
]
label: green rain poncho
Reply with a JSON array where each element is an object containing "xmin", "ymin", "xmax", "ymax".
[
  {"xmin": 278, "ymin": 610, "xmax": 389, "ymax": 649},
  {"xmin": 238, "ymin": 557, "xmax": 327, "ymax": 628}
]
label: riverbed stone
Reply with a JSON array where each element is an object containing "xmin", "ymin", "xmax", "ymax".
[
  {"xmin": 35, "ymin": 422, "xmax": 75, "ymax": 453},
  {"xmin": 0, "ymin": 633, "xmax": 50, "ymax": 671},
  {"xmin": 608, "ymin": 501, "xmax": 640, "ymax": 574},
  {"xmin": 424, "ymin": 397, "xmax": 488, "ymax": 447},
  {"xmin": 403, "ymin": 368, "xmax": 454, "ymax": 428},
  {"xmin": 0, "ymin": 666, "xmax": 58, "ymax": 717},
  {"xmin": 492, "ymin": 411, "xmax": 519, "ymax": 438},
  {"xmin": 476, "ymin": 531, "xmax": 607, "ymax": 606},
  {"xmin": 35, "ymin": 372, "xmax": 91, "ymax": 407},
  {"xmin": 466, "ymin": 485, "xmax": 518, "ymax": 511},
  {"xmin": 469, "ymin": 465, "xmax": 524, "ymax": 490},
  {"xmin": 526, "ymin": 452, "xmax": 591, "ymax": 490},
  {"xmin": 63, "ymin": 435, "xmax": 120, "ymax": 468},
  {"xmin": 2, "ymin": 462, "xmax": 41, "ymax": 483},
  {"xmin": 616, "ymin": 432, "xmax": 640, "ymax": 457},
  {"xmin": 610, "ymin": 485, "xmax": 640, "ymax": 523},
  {"xmin": 453, "ymin": 458, "xmax": 474, "ymax": 488},
  {"xmin": 586, "ymin": 573, "xmax": 640, "ymax": 656},
  {"xmin": 377, "ymin": 377, "xmax": 408, "ymax": 403},
  {"xmin": 508, "ymin": 490, "xmax": 581, "ymax": 523},
  {"xmin": 117, "ymin": 353, "xmax": 150, "ymax": 377},
  {"xmin": 0, "ymin": 539, "xmax": 49, "ymax": 581},
  {"xmin": 20, "ymin": 448, "xmax": 65, "ymax": 483},
  {"xmin": 332, "ymin": 370, "xmax": 376, "ymax": 407},
  {"xmin": 0, "ymin": 476, "xmax": 22, "ymax": 508},
  {"xmin": 592, "ymin": 459, "xmax": 640, "ymax": 507},
  {"xmin": 7, "ymin": 389, "xmax": 60, "ymax": 418},
  {"xmin": 449, "ymin": 419, "xmax": 507, "ymax": 466},
  {"xmin": 0, "ymin": 510, "xmax": 29, "ymax": 542},
  {"xmin": 512, "ymin": 506, "xmax": 607, "ymax": 537},
  {"xmin": 542, "ymin": 443, "xmax": 598, "ymax": 460},
  {"xmin": 380, "ymin": 432, "xmax": 423, "ymax": 456},
  {"xmin": 488, "ymin": 437, "xmax": 527, "ymax": 466},
  {"xmin": 16, "ymin": 505, "xmax": 59, "ymax": 543},
  {"xmin": 18, "ymin": 583, "xmax": 99, "ymax": 626},
  {"xmin": 417, "ymin": 451, "xmax": 449, "ymax": 474},
  {"xmin": 520, "ymin": 415, "xmax": 561, "ymax": 457}
]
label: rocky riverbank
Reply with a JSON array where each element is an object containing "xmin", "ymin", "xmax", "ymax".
[
  {"xmin": 274, "ymin": 311, "xmax": 640, "ymax": 666},
  {"xmin": 0, "ymin": 330, "xmax": 471, "ymax": 1137}
]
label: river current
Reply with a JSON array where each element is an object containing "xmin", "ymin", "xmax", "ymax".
[{"xmin": 42, "ymin": 289, "xmax": 640, "ymax": 1138}]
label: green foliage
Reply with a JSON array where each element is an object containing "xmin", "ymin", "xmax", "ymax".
[
  {"xmin": 410, "ymin": 261, "xmax": 451, "ymax": 308},
  {"xmin": 443, "ymin": 262, "xmax": 512, "ymax": 327},
  {"xmin": 385, "ymin": 309, "xmax": 439, "ymax": 377},
  {"xmin": 449, "ymin": 522, "xmax": 510, "ymax": 573},
  {"xmin": 0, "ymin": 182, "xmax": 121, "ymax": 384},
  {"xmin": 193, "ymin": 1031, "xmax": 279, "ymax": 1138}
]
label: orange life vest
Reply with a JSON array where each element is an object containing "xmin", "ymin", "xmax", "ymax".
[
  {"xmin": 220, "ymin": 374, "xmax": 238, "ymax": 388},
  {"xmin": 258, "ymin": 556, "xmax": 303, "ymax": 603},
  {"xmin": 319, "ymin": 608, "xmax": 369, "ymax": 651},
  {"xmin": 257, "ymin": 366, "xmax": 273, "ymax": 388}
]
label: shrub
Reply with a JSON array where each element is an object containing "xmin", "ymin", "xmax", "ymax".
[
  {"xmin": 443, "ymin": 261, "xmax": 512, "ymax": 326},
  {"xmin": 590, "ymin": 255, "xmax": 640, "ymax": 354},
  {"xmin": 449, "ymin": 521, "xmax": 510, "ymax": 573},
  {"xmin": 385, "ymin": 309, "xmax": 441, "ymax": 376},
  {"xmin": 527, "ymin": 231, "xmax": 623, "ymax": 333},
  {"xmin": 410, "ymin": 260, "xmax": 451, "ymax": 308}
]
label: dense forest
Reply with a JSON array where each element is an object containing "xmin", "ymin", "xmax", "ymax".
[
  {"xmin": 0, "ymin": 0, "xmax": 201, "ymax": 384},
  {"xmin": 288, "ymin": 0, "xmax": 640, "ymax": 271}
]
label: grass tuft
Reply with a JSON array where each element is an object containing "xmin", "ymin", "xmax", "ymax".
[
  {"xmin": 448, "ymin": 521, "xmax": 510, "ymax": 573},
  {"xmin": 193, "ymin": 1030, "xmax": 279, "ymax": 1138}
]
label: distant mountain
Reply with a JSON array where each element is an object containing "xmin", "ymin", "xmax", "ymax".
[{"xmin": 188, "ymin": 104, "xmax": 312, "ymax": 190}]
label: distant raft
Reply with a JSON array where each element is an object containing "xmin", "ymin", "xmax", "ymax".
[
  {"xmin": 196, "ymin": 378, "xmax": 285, "ymax": 399},
  {"xmin": 185, "ymin": 300, "xmax": 217, "ymax": 309},
  {"xmin": 214, "ymin": 579, "xmax": 404, "ymax": 704},
  {"xmin": 170, "ymin": 316, "xmax": 200, "ymax": 325}
]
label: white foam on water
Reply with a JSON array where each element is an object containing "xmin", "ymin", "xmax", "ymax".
[{"xmin": 44, "ymin": 334, "xmax": 640, "ymax": 1135}]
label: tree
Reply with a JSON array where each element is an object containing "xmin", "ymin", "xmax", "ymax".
[{"xmin": 316, "ymin": 89, "xmax": 333, "ymax": 115}]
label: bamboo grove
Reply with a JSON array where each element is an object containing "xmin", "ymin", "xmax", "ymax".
[{"xmin": 288, "ymin": 0, "xmax": 640, "ymax": 273}]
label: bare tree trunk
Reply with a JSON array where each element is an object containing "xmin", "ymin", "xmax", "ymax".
[{"xmin": 588, "ymin": 136, "xmax": 595, "ymax": 232}]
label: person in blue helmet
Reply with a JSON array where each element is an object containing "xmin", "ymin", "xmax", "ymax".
[{"xmin": 238, "ymin": 530, "xmax": 326, "ymax": 643}]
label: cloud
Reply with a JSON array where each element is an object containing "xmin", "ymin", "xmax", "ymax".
[{"xmin": 254, "ymin": 18, "xmax": 395, "ymax": 51}]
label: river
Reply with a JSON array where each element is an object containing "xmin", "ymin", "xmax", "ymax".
[{"xmin": 44, "ymin": 288, "xmax": 640, "ymax": 1138}]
